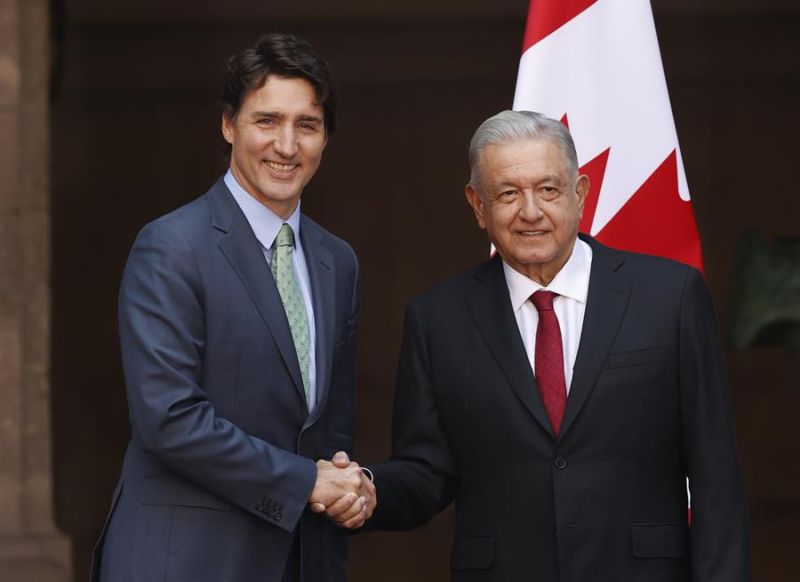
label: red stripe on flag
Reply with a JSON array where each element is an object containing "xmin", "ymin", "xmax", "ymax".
[
  {"xmin": 522, "ymin": 0, "xmax": 598, "ymax": 53},
  {"xmin": 593, "ymin": 151, "xmax": 704, "ymax": 272},
  {"xmin": 577, "ymin": 147, "xmax": 610, "ymax": 235}
]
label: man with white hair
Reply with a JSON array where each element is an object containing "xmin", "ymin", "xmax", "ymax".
[{"xmin": 326, "ymin": 110, "xmax": 750, "ymax": 580}]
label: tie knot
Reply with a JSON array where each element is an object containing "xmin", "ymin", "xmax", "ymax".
[
  {"xmin": 531, "ymin": 290, "xmax": 558, "ymax": 312},
  {"xmin": 275, "ymin": 224, "xmax": 295, "ymax": 248}
]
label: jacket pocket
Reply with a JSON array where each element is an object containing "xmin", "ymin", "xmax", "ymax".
[
  {"xmin": 140, "ymin": 475, "xmax": 232, "ymax": 512},
  {"xmin": 451, "ymin": 536, "xmax": 495, "ymax": 571},
  {"xmin": 606, "ymin": 347, "xmax": 669, "ymax": 369},
  {"xmin": 632, "ymin": 523, "xmax": 688, "ymax": 558}
]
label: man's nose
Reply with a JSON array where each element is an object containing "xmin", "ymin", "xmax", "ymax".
[
  {"xmin": 274, "ymin": 125, "xmax": 298, "ymax": 157},
  {"xmin": 519, "ymin": 191, "xmax": 544, "ymax": 221}
]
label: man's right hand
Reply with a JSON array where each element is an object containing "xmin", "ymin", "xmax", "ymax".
[
  {"xmin": 309, "ymin": 451, "xmax": 376, "ymax": 529},
  {"xmin": 309, "ymin": 452, "xmax": 363, "ymax": 505}
]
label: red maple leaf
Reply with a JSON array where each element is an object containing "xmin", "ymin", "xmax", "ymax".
[{"xmin": 577, "ymin": 148, "xmax": 704, "ymax": 272}]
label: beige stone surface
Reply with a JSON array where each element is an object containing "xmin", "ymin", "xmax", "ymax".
[
  {"xmin": 0, "ymin": 0, "xmax": 17, "ymax": 80},
  {"xmin": 0, "ymin": 0, "xmax": 72, "ymax": 579},
  {"xmin": 0, "ymin": 535, "xmax": 71, "ymax": 582},
  {"xmin": 0, "ymin": 111, "xmax": 19, "ymax": 213},
  {"xmin": 20, "ymin": 212, "xmax": 56, "ymax": 535},
  {"xmin": 0, "ymin": 55, "xmax": 20, "ymax": 108},
  {"xmin": 18, "ymin": 0, "xmax": 49, "ymax": 215},
  {"xmin": 0, "ymin": 316, "xmax": 22, "ymax": 535}
]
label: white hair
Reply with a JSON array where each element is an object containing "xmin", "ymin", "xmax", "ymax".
[{"xmin": 468, "ymin": 110, "xmax": 579, "ymax": 188}]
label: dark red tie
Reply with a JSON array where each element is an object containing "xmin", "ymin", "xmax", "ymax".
[{"xmin": 531, "ymin": 290, "xmax": 567, "ymax": 436}]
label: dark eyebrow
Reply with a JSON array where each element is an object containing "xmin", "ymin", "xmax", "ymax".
[
  {"xmin": 250, "ymin": 110, "xmax": 282, "ymax": 119},
  {"xmin": 296, "ymin": 115, "xmax": 324, "ymax": 125},
  {"xmin": 249, "ymin": 111, "xmax": 322, "ymax": 125}
]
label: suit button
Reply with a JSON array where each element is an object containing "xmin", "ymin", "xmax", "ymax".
[
  {"xmin": 554, "ymin": 456, "xmax": 568, "ymax": 470},
  {"xmin": 256, "ymin": 503, "xmax": 265, "ymax": 512},
  {"xmin": 275, "ymin": 512, "xmax": 283, "ymax": 522}
]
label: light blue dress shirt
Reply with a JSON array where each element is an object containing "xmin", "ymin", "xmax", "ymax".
[{"xmin": 224, "ymin": 170, "xmax": 318, "ymax": 411}]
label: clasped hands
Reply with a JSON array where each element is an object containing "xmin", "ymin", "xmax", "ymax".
[{"xmin": 309, "ymin": 451, "xmax": 376, "ymax": 529}]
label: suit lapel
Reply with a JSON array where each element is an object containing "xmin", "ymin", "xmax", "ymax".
[
  {"xmin": 300, "ymin": 217, "xmax": 335, "ymax": 429},
  {"xmin": 466, "ymin": 256, "xmax": 555, "ymax": 438},
  {"xmin": 560, "ymin": 236, "xmax": 631, "ymax": 437},
  {"xmin": 208, "ymin": 180, "xmax": 307, "ymax": 406}
]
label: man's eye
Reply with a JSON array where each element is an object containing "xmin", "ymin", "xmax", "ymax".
[
  {"xmin": 498, "ymin": 190, "xmax": 517, "ymax": 199},
  {"xmin": 257, "ymin": 118, "xmax": 275, "ymax": 126},
  {"xmin": 538, "ymin": 186, "xmax": 561, "ymax": 200},
  {"xmin": 299, "ymin": 122, "xmax": 318, "ymax": 131}
]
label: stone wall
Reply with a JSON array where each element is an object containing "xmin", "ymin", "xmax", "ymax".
[{"xmin": 0, "ymin": 0, "xmax": 71, "ymax": 580}]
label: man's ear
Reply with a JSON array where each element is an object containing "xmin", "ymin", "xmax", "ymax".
[
  {"xmin": 221, "ymin": 113, "xmax": 234, "ymax": 145},
  {"xmin": 575, "ymin": 174, "xmax": 590, "ymax": 215},
  {"xmin": 465, "ymin": 183, "xmax": 487, "ymax": 230}
]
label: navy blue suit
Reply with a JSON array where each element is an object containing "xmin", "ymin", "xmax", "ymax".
[{"xmin": 93, "ymin": 178, "xmax": 359, "ymax": 582}]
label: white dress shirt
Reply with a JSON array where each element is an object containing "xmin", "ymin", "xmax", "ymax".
[
  {"xmin": 503, "ymin": 238, "xmax": 593, "ymax": 392},
  {"xmin": 224, "ymin": 170, "xmax": 318, "ymax": 410}
]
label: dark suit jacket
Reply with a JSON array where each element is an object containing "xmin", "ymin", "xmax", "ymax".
[
  {"xmin": 92, "ymin": 178, "xmax": 359, "ymax": 582},
  {"xmin": 369, "ymin": 235, "xmax": 750, "ymax": 582}
]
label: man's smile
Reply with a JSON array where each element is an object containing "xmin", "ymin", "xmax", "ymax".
[
  {"xmin": 264, "ymin": 160, "xmax": 300, "ymax": 173},
  {"xmin": 517, "ymin": 230, "xmax": 548, "ymax": 237}
]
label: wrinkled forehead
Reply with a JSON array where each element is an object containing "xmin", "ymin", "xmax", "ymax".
[{"xmin": 475, "ymin": 137, "xmax": 574, "ymax": 182}]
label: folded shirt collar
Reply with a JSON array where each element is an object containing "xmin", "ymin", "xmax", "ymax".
[
  {"xmin": 503, "ymin": 237, "xmax": 592, "ymax": 312},
  {"xmin": 224, "ymin": 169, "xmax": 302, "ymax": 251}
]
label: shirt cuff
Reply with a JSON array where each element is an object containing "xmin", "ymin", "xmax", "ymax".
[{"xmin": 360, "ymin": 467, "xmax": 374, "ymax": 482}]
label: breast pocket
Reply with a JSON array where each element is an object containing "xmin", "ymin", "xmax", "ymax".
[{"xmin": 606, "ymin": 347, "xmax": 670, "ymax": 369}]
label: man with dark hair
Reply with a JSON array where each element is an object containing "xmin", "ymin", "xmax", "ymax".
[{"xmin": 92, "ymin": 33, "xmax": 374, "ymax": 582}]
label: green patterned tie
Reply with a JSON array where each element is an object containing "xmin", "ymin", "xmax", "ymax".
[{"xmin": 271, "ymin": 224, "xmax": 310, "ymax": 402}]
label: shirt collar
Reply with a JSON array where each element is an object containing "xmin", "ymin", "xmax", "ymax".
[
  {"xmin": 503, "ymin": 238, "xmax": 593, "ymax": 312},
  {"xmin": 224, "ymin": 169, "xmax": 302, "ymax": 250}
]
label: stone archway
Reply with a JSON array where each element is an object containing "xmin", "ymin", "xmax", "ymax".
[{"xmin": 0, "ymin": 0, "xmax": 72, "ymax": 580}]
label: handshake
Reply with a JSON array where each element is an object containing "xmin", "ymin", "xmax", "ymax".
[{"xmin": 308, "ymin": 451, "xmax": 376, "ymax": 529}]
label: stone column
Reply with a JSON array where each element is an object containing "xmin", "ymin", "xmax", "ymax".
[{"xmin": 0, "ymin": 0, "xmax": 72, "ymax": 580}]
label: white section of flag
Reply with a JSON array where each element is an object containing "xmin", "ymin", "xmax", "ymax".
[{"xmin": 513, "ymin": 0, "xmax": 689, "ymax": 235}]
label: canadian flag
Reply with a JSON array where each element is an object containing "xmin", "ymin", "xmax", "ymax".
[{"xmin": 513, "ymin": 0, "xmax": 703, "ymax": 271}]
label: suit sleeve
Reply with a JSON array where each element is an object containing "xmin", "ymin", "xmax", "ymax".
[
  {"xmin": 679, "ymin": 268, "xmax": 751, "ymax": 581},
  {"xmin": 367, "ymin": 300, "xmax": 457, "ymax": 531},
  {"xmin": 119, "ymin": 221, "xmax": 316, "ymax": 532}
]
